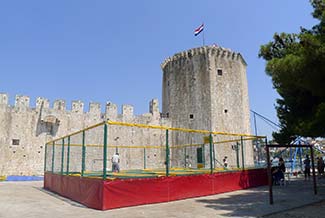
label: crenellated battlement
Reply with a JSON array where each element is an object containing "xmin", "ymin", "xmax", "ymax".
[
  {"xmin": 53, "ymin": 100, "xmax": 66, "ymax": 111},
  {"xmin": 15, "ymin": 95, "xmax": 30, "ymax": 109},
  {"xmin": 71, "ymin": 100, "xmax": 84, "ymax": 114},
  {"xmin": 0, "ymin": 45, "xmax": 253, "ymax": 177},
  {"xmin": 0, "ymin": 93, "xmax": 8, "ymax": 105},
  {"xmin": 161, "ymin": 45, "xmax": 247, "ymax": 70},
  {"xmin": 149, "ymin": 99, "xmax": 159, "ymax": 115},
  {"xmin": 89, "ymin": 102, "xmax": 101, "ymax": 116},
  {"xmin": 36, "ymin": 97, "xmax": 50, "ymax": 110},
  {"xmin": 0, "ymin": 93, "xmax": 161, "ymax": 119},
  {"xmin": 122, "ymin": 104, "xmax": 134, "ymax": 119},
  {"xmin": 105, "ymin": 101, "xmax": 118, "ymax": 119}
]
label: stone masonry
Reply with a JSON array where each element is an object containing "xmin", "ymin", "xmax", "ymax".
[
  {"xmin": 0, "ymin": 45, "xmax": 253, "ymax": 176},
  {"xmin": 161, "ymin": 45, "xmax": 253, "ymax": 168}
]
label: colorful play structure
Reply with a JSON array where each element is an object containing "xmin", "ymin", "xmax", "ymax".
[
  {"xmin": 44, "ymin": 120, "xmax": 268, "ymax": 210},
  {"xmin": 269, "ymin": 136, "xmax": 325, "ymax": 175},
  {"xmin": 265, "ymin": 142, "xmax": 318, "ymax": 204}
]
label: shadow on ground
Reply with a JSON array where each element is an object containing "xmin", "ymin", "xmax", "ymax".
[
  {"xmin": 196, "ymin": 178, "xmax": 325, "ymax": 217},
  {"xmin": 33, "ymin": 186, "xmax": 86, "ymax": 208}
]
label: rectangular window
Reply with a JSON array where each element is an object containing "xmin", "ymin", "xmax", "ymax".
[
  {"xmin": 12, "ymin": 139, "xmax": 20, "ymax": 145},
  {"xmin": 217, "ymin": 69, "xmax": 223, "ymax": 76}
]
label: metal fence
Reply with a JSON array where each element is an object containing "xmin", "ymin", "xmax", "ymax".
[{"xmin": 45, "ymin": 120, "xmax": 266, "ymax": 179}]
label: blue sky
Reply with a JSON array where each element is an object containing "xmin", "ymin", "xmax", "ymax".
[{"xmin": 0, "ymin": 1, "xmax": 317, "ymax": 138}]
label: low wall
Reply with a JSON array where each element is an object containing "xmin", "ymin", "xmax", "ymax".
[{"xmin": 44, "ymin": 168, "xmax": 268, "ymax": 210}]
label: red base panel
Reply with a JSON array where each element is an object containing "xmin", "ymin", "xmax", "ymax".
[{"xmin": 44, "ymin": 169, "xmax": 267, "ymax": 210}]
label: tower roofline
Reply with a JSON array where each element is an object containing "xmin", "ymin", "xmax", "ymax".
[{"xmin": 161, "ymin": 45, "xmax": 247, "ymax": 70}]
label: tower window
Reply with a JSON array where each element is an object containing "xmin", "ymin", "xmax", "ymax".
[
  {"xmin": 189, "ymin": 114, "xmax": 194, "ymax": 119},
  {"xmin": 224, "ymin": 109, "xmax": 228, "ymax": 113},
  {"xmin": 12, "ymin": 139, "xmax": 20, "ymax": 145},
  {"xmin": 217, "ymin": 69, "xmax": 223, "ymax": 76}
]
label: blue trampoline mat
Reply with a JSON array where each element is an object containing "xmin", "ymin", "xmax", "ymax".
[{"xmin": 6, "ymin": 176, "xmax": 44, "ymax": 181}]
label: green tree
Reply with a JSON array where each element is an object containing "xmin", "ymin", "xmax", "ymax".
[{"xmin": 259, "ymin": 0, "xmax": 325, "ymax": 144}]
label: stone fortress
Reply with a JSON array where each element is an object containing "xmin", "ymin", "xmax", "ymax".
[{"xmin": 0, "ymin": 45, "xmax": 253, "ymax": 176}]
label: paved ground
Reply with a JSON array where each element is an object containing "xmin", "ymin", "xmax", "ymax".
[
  {"xmin": 264, "ymin": 200, "xmax": 325, "ymax": 218},
  {"xmin": 0, "ymin": 177, "xmax": 325, "ymax": 218}
]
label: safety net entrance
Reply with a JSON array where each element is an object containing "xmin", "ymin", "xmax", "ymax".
[{"xmin": 44, "ymin": 120, "xmax": 266, "ymax": 180}]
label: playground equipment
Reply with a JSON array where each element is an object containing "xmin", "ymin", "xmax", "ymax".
[
  {"xmin": 270, "ymin": 136, "xmax": 324, "ymax": 175},
  {"xmin": 266, "ymin": 143, "xmax": 317, "ymax": 205},
  {"xmin": 44, "ymin": 120, "xmax": 268, "ymax": 210},
  {"xmin": 45, "ymin": 120, "xmax": 267, "ymax": 179}
]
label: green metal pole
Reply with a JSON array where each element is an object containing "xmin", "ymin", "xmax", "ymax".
[
  {"xmin": 67, "ymin": 136, "xmax": 70, "ymax": 175},
  {"xmin": 51, "ymin": 141, "xmax": 55, "ymax": 173},
  {"xmin": 241, "ymin": 136, "xmax": 245, "ymax": 169},
  {"xmin": 61, "ymin": 138, "xmax": 65, "ymax": 175},
  {"xmin": 184, "ymin": 147, "xmax": 187, "ymax": 168},
  {"xmin": 81, "ymin": 130, "xmax": 86, "ymax": 177},
  {"xmin": 166, "ymin": 129, "xmax": 169, "ymax": 176},
  {"xmin": 44, "ymin": 143, "xmax": 47, "ymax": 173},
  {"xmin": 202, "ymin": 144, "xmax": 205, "ymax": 167},
  {"xmin": 144, "ymin": 148, "xmax": 146, "ymax": 169},
  {"xmin": 236, "ymin": 142, "xmax": 240, "ymax": 168},
  {"xmin": 209, "ymin": 133, "xmax": 213, "ymax": 174},
  {"xmin": 103, "ymin": 123, "xmax": 108, "ymax": 179},
  {"xmin": 213, "ymin": 139, "xmax": 216, "ymax": 168}
]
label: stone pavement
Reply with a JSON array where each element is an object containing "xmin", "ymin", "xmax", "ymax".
[
  {"xmin": 264, "ymin": 200, "xmax": 325, "ymax": 218},
  {"xmin": 0, "ymin": 177, "xmax": 325, "ymax": 218}
]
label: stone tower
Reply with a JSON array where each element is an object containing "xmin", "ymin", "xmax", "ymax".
[
  {"xmin": 161, "ymin": 45, "xmax": 253, "ymax": 166},
  {"xmin": 0, "ymin": 45, "xmax": 255, "ymax": 176}
]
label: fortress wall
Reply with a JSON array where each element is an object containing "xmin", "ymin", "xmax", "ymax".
[
  {"xmin": 1, "ymin": 46, "xmax": 254, "ymax": 175},
  {"xmin": 0, "ymin": 94, "xmax": 13, "ymax": 175},
  {"xmin": 0, "ymin": 94, "xmax": 48, "ymax": 175},
  {"xmin": 105, "ymin": 100, "xmax": 170, "ymax": 171},
  {"xmin": 0, "ymin": 93, "xmax": 168, "ymax": 176}
]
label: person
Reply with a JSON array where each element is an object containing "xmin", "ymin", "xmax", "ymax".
[
  {"xmin": 317, "ymin": 156, "xmax": 324, "ymax": 178},
  {"xmin": 277, "ymin": 157, "xmax": 285, "ymax": 185},
  {"xmin": 223, "ymin": 156, "xmax": 228, "ymax": 168},
  {"xmin": 185, "ymin": 155, "xmax": 192, "ymax": 168},
  {"xmin": 111, "ymin": 152, "xmax": 120, "ymax": 173},
  {"xmin": 303, "ymin": 155, "xmax": 311, "ymax": 180},
  {"xmin": 270, "ymin": 159, "xmax": 279, "ymax": 185},
  {"xmin": 271, "ymin": 158, "xmax": 285, "ymax": 185}
]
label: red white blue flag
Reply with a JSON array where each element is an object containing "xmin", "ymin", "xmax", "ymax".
[{"xmin": 194, "ymin": 23, "xmax": 204, "ymax": 36}]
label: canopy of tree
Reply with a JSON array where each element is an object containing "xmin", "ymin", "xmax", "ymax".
[{"xmin": 259, "ymin": 0, "xmax": 325, "ymax": 143}]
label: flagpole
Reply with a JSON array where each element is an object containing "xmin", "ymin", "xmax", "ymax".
[{"xmin": 202, "ymin": 28, "xmax": 205, "ymax": 46}]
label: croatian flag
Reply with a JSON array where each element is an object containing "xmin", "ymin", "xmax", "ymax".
[{"xmin": 194, "ymin": 23, "xmax": 204, "ymax": 36}]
